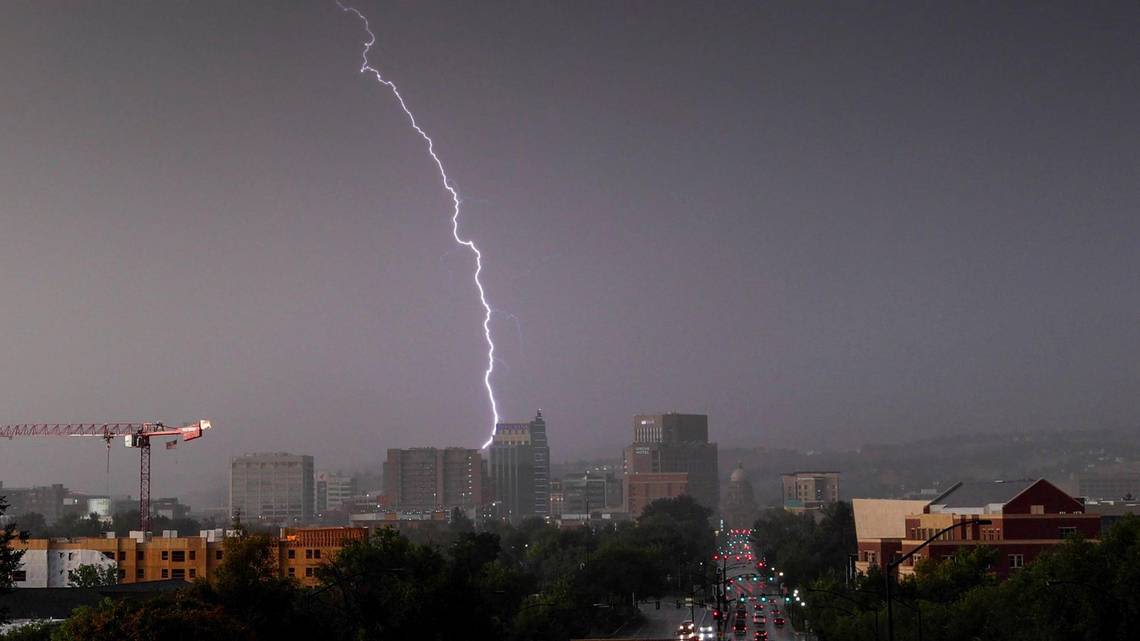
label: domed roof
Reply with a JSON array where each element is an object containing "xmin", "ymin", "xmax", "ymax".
[{"xmin": 730, "ymin": 463, "xmax": 748, "ymax": 483}]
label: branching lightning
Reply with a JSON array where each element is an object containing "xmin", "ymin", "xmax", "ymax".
[{"xmin": 338, "ymin": 2, "xmax": 500, "ymax": 449}]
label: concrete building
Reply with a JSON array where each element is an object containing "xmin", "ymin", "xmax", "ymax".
[
  {"xmin": 625, "ymin": 472, "xmax": 689, "ymax": 517},
  {"xmin": 854, "ymin": 479, "xmax": 1100, "ymax": 580},
  {"xmin": 315, "ymin": 471, "xmax": 358, "ymax": 515},
  {"xmin": 852, "ymin": 498, "xmax": 931, "ymax": 576},
  {"xmin": 560, "ymin": 471, "xmax": 622, "ymax": 516},
  {"xmin": 723, "ymin": 463, "xmax": 758, "ymax": 531},
  {"xmin": 382, "ymin": 448, "xmax": 484, "ymax": 512},
  {"xmin": 489, "ymin": 410, "xmax": 550, "ymax": 521},
  {"xmin": 229, "ymin": 452, "xmax": 315, "ymax": 525},
  {"xmin": 781, "ymin": 471, "xmax": 840, "ymax": 513},
  {"xmin": 0, "ymin": 483, "xmax": 68, "ymax": 524},
  {"xmin": 624, "ymin": 413, "xmax": 719, "ymax": 514}
]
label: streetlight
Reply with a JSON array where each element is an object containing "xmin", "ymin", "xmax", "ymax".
[{"xmin": 885, "ymin": 518, "xmax": 991, "ymax": 641}]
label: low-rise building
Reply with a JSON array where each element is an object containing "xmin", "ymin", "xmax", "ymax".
[
  {"xmin": 781, "ymin": 471, "xmax": 840, "ymax": 513},
  {"xmin": 13, "ymin": 527, "xmax": 367, "ymax": 588},
  {"xmin": 854, "ymin": 479, "xmax": 1100, "ymax": 580}
]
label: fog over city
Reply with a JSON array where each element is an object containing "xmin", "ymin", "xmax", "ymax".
[{"xmin": 1, "ymin": 0, "xmax": 1137, "ymax": 501}]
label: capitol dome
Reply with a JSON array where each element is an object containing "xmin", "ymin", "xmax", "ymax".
[{"xmin": 730, "ymin": 463, "xmax": 748, "ymax": 483}]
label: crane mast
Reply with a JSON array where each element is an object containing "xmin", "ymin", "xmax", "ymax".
[{"xmin": 0, "ymin": 420, "xmax": 213, "ymax": 531}]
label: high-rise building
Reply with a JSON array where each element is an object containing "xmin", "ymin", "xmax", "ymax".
[
  {"xmin": 781, "ymin": 471, "xmax": 840, "ymax": 513},
  {"xmin": 489, "ymin": 410, "xmax": 550, "ymax": 521},
  {"xmin": 623, "ymin": 413, "xmax": 719, "ymax": 514},
  {"xmin": 382, "ymin": 448, "xmax": 484, "ymax": 512},
  {"xmin": 315, "ymin": 472, "xmax": 358, "ymax": 515},
  {"xmin": 229, "ymin": 453, "xmax": 314, "ymax": 525}
]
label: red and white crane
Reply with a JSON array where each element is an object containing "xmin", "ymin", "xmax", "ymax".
[{"xmin": 0, "ymin": 420, "xmax": 213, "ymax": 531}]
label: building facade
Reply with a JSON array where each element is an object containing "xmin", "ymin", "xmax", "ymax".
[
  {"xmin": 854, "ymin": 480, "xmax": 1100, "ymax": 580},
  {"xmin": 229, "ymin": 452, "xmax": 315, "ymax": 525},
  {"xmin": 625, "ymin": 472, "xmax": 689, "ymax": 517},
  {"xmin": 624, "ymin": 413, "xmax": 719, "ymax": 514},
  {"xmin": 489, "ymin": 410, "xmax": 551, "ymax": 521},
  {"xmin": 13, "ymin": 527, "xmax": 366, "ymax": 588},
  {"xmin": 560, "ymin": 471, "xmax": 622, "ymax": 516},
  {"xmin": 0, "ymin": 483, "xmax": 68, "ymax": 525},
  {"xmin": 781, "ymin": 471, "xmax": 840, "ymax": 513},
  {"xmin": 723, "ymin": 463, "xmax": 758, "ymax": 530},
  {"xmin": 382, "ymin": 448, "xmax": 484, "ymax": 512},
  {"xmin": 315, "ymin": 472, "xmax": 357, "ymax": 515}
]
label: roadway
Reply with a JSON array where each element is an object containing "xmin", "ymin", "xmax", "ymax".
[{"xmin": 611, "ymin": 600, "xmax": 716, "ymax": 639}]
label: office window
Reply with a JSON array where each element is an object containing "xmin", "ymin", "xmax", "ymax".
[
  {"xmin": 288, "ymin": 549, "xmax": 295, "ymax": 559},
  {"xmin": 161, "ymin": 551, "xmax": 169, "ymax": 561},
  {"xmin": 288, "ymin": 567, "xmax": 295, "ymax": 577},
  {"xmin": 216, "ymin": 550, "xmax": 223, "ymax": 560},
  {"xmin": 137, "ymin": 551, "xmax": 145, "ymax": 561},
  {"xmin": 1009, "ymin": 554, "xmax": 1025, "ymax": 569},
  {"xmin": 305, "ymin": 567, "xmax": 314, "ymax": 577},
  {"xmin": 313, "ymin": 549, "xmax": 321, "ymax": 559},
  {"xmin": 12, "ymin": 570, "xmax": 26, "ymax": 582},
  {"xmin": 1059, "ymin": 527, "xmax": 1077, "ymax": 539},
  {"xmin": 189, "ymin": 550, "xmax": 196, "ymax": 561},
  {"xmin": 161, "ymin": 569, "xmax": 169, "ymax": 578},
  {"xmin": 305, "ymin": 549, "xmax": 313, "ymax": 559},
  {"xmin": 172, "ymin": 569, "xmax": 185, "ymax": 579},
  {"xmin": 136, "ymin": 569, "xmax": 145, "ymax": 579},
  {"xmin": 171, "ymin": 551, "xmax": 185, "ymax": 562},
  {"xmin": 118, "ymin": 551, "xmax": 126, "ymax": 561},
  {"xmin": 189, "ymin": 569, "xmax": 197, "ymax": 578},
  {"xmin": 1030, "ymin": 505, "xmax": 1045, "ymax": 515}
]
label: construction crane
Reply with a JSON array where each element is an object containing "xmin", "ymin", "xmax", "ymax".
[{"xmin": 0, "ymin": 420, "xmax": 213, "ymax": 531}]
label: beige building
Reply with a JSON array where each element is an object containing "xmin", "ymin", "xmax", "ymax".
[
  {"xmin": 852, "ymin": 499, "xmax": 930, "ymax": 576},
  {"xmin": 781, "ymin": 471, "xmax": 840, "ymax": 513}
]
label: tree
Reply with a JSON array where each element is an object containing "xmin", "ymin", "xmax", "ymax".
[
  {"xmin": 0, "ymin": 496, "xmax": 28, "ymax": 624},
  {"xmin": 12, "ymin": 513, "xmax": 46, "ymax": 539},
  {"xmin": 67, "ymin": 563, "xmax": 118, "ymax": 588}
]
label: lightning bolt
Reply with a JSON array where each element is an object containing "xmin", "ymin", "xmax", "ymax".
[{"xmin": 338, "ymin": 2, "xmax": 500, "ymax": 449}]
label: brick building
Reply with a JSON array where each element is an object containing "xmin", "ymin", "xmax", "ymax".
[
  {"xmin": 854, "ymin": 479, "xmax": 1099, "ymax": 580},
  {"xmin": 625, "ymin": 472, "xmax": 688, "ymax": 517}
]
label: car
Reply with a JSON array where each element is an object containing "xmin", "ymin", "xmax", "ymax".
[
  {"xmin": 755, "ymin": 615, "xmax": 766, "ymax": 625},
  {"xmin": 677, "ymin": 621, "xmax": 696, "ymax": 636},
  {"xmin": 753, "ymin": 632, "xmax": 768, "ymax": 641},
  {"xmin": 774, "ymin": 617, "xmax": 785, "ymax": 627}
]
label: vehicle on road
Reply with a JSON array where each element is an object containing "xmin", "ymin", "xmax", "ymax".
[
  {"xmin": 753, "ymin": 632, "xmax": 768, "ymax": 641},
  {"xmin": 774, "ymin": 617, "xmax": 785, "ymax": 627}
]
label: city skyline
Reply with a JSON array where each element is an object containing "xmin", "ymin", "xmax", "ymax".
[{"xmin": 1, "ymin": 2, "xmax": 1137, "ymax": 499}]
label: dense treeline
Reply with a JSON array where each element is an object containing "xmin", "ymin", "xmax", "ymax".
[
  {"xmin": 0, "ymin": 495, "xmax": 715, "ymax": 641},
  {"xmin": 749, "ymin": 501, "xmax": 856, "ymax": 587},
  {"xmin": 794, "ymin": 516, "xmax": 1140, "ymax": 641},
  {"xmin": 9, "ymin": 511, "xmax": 213, "ymax": 540}
]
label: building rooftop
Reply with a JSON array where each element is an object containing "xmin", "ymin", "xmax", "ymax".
[{"xmin": 928, "ymin": 479, "xmax": 1037, "ymax": 512}]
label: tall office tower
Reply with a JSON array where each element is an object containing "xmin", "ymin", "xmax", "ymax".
[
  {"xmin": 382, "ymin": 448, "xmax": 484, "ymax": 511},
  {"xmin": 229, "ymin": 453, "xmax": 315, "ymax": 525},
  {"xmin": 624, "ymin": 413, "xmax": 719, "ymax": 514},
  {"xmin": 315, "ymin": 471, "xmax": 358, "ymax": 514},
  {"xmin": 489, "ymin": 410, "xmax": 551, "ymax": 521}
]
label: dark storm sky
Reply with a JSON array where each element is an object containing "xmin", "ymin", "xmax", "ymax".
[{"xmin": 1, "ymin": 1, "xmax": 1137, "ymax": 496}]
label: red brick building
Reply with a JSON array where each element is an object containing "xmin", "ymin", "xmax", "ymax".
[{"xmin": 856, "ymin": 479, "xmax": 1099, "ymax": 579}]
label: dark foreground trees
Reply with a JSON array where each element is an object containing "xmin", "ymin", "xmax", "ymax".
[{"xmin": 23, "ymin": 495, "xmax": 715, "ymax": 641}]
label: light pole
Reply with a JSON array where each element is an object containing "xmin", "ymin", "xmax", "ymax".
[{"xmin": 884, "ymin": 518, "xmax": 991, "ymax": 641}]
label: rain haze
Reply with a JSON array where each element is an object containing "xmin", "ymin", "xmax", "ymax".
[{"xmin": 1, "ymin": 1, "xmax": 1137, "ymax": 500}]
